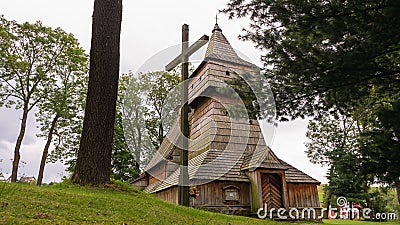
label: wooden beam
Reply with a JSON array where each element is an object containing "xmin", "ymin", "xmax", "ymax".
[
  {"xmin": 178, "ymin": 24, "xmax": 190, "ymax": 207},
  {"xmin": 165, "ymin": 35, "xmax": 209, "ymax": 71},
  {"xmin": 281, "ymin": 172, "xmax": 289, "ymax": 210},
  {"xmin": 165, "ymin": 25, "xmax": 208, "ymax": 207}
]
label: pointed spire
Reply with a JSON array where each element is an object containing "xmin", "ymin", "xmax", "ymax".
[
  {"xmin": 205, "ymin": 21, "xmax": 256, "ymax": 67},
  {"xmin": 206, "ymin": 22, "xmax": 237, "ymax": 59}
]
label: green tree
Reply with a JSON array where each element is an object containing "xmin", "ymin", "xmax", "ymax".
[
  {"xmin": 223, "ymin": 0, "xmax": 400, "ymax": 120},
  {"xmin": 305, "ymin": 114, "xmax": 372, "ymax": 205},
  {"xmin": 35, "ymin": 49, "xmax": 88, "ymax": 185},
  {"xmin": 111, "ymin": 112, "xmax": 139, "ymax": 182},
  {"xmin": 143, "ymin": 71, "xmax": 181, "ymax": 149},
  {"xmin": 119, "ymin": 74, "xmax": 149, "ymax": 172},
  {"xmin": 47, "ymin": 115, "xmax": 83, "ymax": 174},
  {"xmin": 72, "ymin": 0, "xmax": 123, "ymax": 185},
  {"xmin": 0, "ymin": 16, "xmax": 87, "ymax": 182},
  {"xmin": 355, "ymin": 88, "xmax": 400, "ymax": 203},
  {"xmin": 120, "ymin": 71, "xmax": 180, "ymax": 172}
]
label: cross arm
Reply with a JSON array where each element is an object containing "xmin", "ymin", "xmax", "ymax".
[{"xmin": 165, "ymin": 35, "xmax": 209, "ymax": 71}]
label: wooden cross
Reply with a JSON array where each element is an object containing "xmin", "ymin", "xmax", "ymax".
[{"xmin": 165, "ymin": 24, "xmax": 208, "ymax": 206}]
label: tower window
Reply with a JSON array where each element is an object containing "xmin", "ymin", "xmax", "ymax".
[{"xmin": 226, "ymin": 71, "xmax": 230, "ymax": 76}]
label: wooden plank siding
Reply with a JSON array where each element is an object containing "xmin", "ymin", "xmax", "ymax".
[
  {"xmin": 156, "ymin": 186, "xmax": 179, "ymax": 204},
  {"xmin": 193, "ymin": 181, "xmax": 251, "ymax": 207},
  {"xmin": 287, "ymin": 183, "xmax": 320, "ymax": 208}
]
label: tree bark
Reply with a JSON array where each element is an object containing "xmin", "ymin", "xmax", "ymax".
[
  {"xmin": 135, "ymin": 115, "xmax": 141, "ymax": 171},
  {"xmin": 72, "ymin": 0, "xmax": 122, "ymax": 185},
  {"xmin": 37, "ymin": 114, "xmax": 59, "ymax": 186},
  {"xmin": 364, "ymin": 184, "xmax": 371, "ymax": 207},
  {"xmin": 10, "ymin": 102, "xmax": 29, "ymax": 182}
]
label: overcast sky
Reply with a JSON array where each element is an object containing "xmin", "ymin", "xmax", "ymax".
[{"xmin": 0, "ymin": 0, "xmax": 327, "ymax": 183}]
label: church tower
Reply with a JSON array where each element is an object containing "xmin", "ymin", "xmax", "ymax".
[{"xmin": 132, "ymin": 23, "xmax": 320, "ymax": 216}]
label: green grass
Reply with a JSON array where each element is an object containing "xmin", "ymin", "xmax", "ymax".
[
  {"xmin": 0, "ymin": 182, "xmax": 398, "ymax": 225},
  {"xmin": 0, "ymin": 182, "xmax": 287, "ymax": 225}
]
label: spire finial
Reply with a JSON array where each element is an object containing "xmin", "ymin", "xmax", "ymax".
[{"xmin": 212, "ymin": 14, "xmax": 222, "ymax": 32}]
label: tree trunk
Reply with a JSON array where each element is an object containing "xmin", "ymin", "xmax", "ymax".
[
  {"xmin": 158, "ymin": 121, "xmax": 163, "ymax": 147},
  {"xmin": 323, "ymin": 188, "xmax": 331, "ymax": 219},
  {"xmin": 396, "ymin": 181, "xmax": 400, "ymax": 204},
  {"xmin": 37, "ymin": 114, "xmax": 59, "ymax": 186},
  {"xmin": 10, "ymin": 102, "xmax": 29, "ymax": 182},
  {"xmin": 364, "ymin": 185, "xmax": 371, "ymax": 207},
  {"xmin": 135, "ymin": 122, "xmax": 141, "ymax": 171},
  {"xmin": 72, "ymin": 0, "xmax": 122, "ymax": 185}
]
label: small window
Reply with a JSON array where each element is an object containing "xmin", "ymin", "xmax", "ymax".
[
  {"xmin": 223, "ymin": 185, "xmax": 240, "ymax": 203},
  {"xmin": 226, "ymin": 71, "xmax": 230, "ymax": 76},
  {"xmin": 225, "ymin": 189, "xmax": 239, "ymax": 201}
]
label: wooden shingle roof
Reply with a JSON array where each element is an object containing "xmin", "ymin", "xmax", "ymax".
[
  {"xmin": 242, "ymin": 146, "xmax": 288, "ymax": 171},
  {"xmin": 280, "ymin": 160, "xmax": 320, "ymax": 184},
  {"xmin": 145, "ymin": 150, "xmax": 209, "ymax": 193},
  {"xmin": 204, "ymin": 23, "xmax": 256, "ymax": 68}
]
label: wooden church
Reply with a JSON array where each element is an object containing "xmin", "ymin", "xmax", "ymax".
[{"xmin": 132, "ymin": 23, "xmax": 321, "ymax": 215}]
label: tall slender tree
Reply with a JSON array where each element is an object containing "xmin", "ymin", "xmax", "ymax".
[
  {"xmin": 0, "ymin": 16, "xmax": 87, "ymax": 182},
  {"xmin": 355, "ymin": 88, "xmax": 400, "ymax": 203},
  {"xmin": 35, "ymin": 50, "xmax": 88, "ymax": 185},
  {"xmin": 72, "ymin": 0, "xmax": 123, "ymax": 185}
]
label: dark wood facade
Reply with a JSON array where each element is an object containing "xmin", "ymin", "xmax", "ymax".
[{"xmin": 193, "ymin": 181, "xmax": 251, "ymax": 206}]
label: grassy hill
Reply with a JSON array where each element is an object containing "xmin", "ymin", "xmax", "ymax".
[
  {"xmin": 0, "ymin": 182, "xmax": 289, "ymax": 225},
  {"xmin": 0, "ymin": 182, "xmax": 399, "ymax": 224}
]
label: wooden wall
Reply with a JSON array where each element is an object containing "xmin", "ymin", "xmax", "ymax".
[
  {"xmin": 287, "ymin": 183, "xmax": 320, "ymax": 208},
  {"xmin": 156, "ymin": 186, "xmax": 179, "ymax": 205},
  {"xmin": 193, "ymin": 181, "xmax": 251, "ymax": 207}
]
